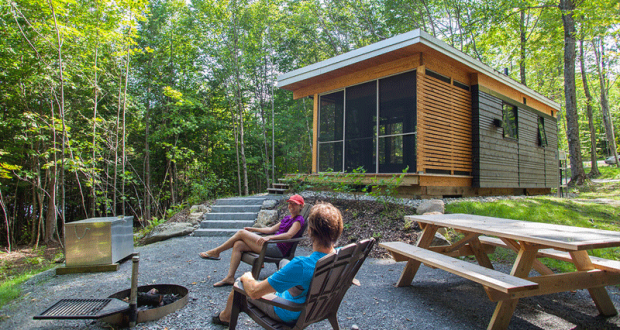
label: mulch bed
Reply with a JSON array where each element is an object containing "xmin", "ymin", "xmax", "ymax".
[{"xmin": 275, "ymin": 197, "xmax": 420, "ymax": 259}]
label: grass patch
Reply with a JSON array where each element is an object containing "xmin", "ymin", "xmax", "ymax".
[
  {"xmin": 597, "ymin": 165, "xmax": 620, "ymax": 180},
  {"xmin": 0, "ymin": 263, "xmax": 56, "ymax": 309}
]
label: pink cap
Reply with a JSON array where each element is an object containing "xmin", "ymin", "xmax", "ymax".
[{"xmin": 287, "ymin": 194, "xmax": 305, "ymax": 206}]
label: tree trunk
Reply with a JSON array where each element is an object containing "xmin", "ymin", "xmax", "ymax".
[
  {"xmin": 50, "ymin": 0, "xmax": 65, "ymax": 241},
  {"xmin": 0, "ymin": 188, "xmax": 10, "ymax": 252},
  {"xmin": 114, "ymin": 71, "xmax": 123, "ymax": 216},
  {"xmin": 592, "ymin": 38, "xmax": 619, "ymax": 168},
  {"xmin": 44, "ymin": 168, "xmax": 57, "ymax": 243},
  {"xmin": 121, "ymin": 28, "xmax": 130, "ymax": 216},
  {"xmin": 233, "ymin": 111, "xmax": 242, "ymax": 196},
  {"xmin": 232, "ymin": 7, "xmax": 249, "ymax": 196},
  {"xmin": 92, "ymin": 26, "xmax": 100, "ymax": 218},
  {"xmin": 520, "ymin": 10, "xmax": 527, "ymax": 86},
  {"xmin": 144, "ymin": 59, "xmax": 151, "ymax": 223},
  {"xmin": 579, "ymin": 39, "xmax": 600, "ymax": 177},
  {"xmin": 559, "ymin": 0, "xmax": 585, "ymax": 185}
]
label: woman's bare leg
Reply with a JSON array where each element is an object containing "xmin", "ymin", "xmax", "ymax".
[
  {"xmin": 218, "ymin": 290, "xmax": 235, "ymax": 322},
  {"xmin": 201, "ymin": 229, "xmax": 263, "ymax": 258},
  {"xmin": 214, "ymin": 240, "xmax": 253, "ymax": 287}
]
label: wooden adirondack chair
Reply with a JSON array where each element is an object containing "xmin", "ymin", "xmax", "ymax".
[
  {"xmin": 241, "ymin": 204, "xmax": 312, "ymax": 279},
  {"xmin": 230, "ymin": 238, "xmax": 376, "ymax": 330}
]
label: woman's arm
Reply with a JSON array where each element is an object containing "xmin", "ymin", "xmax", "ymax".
[
  {"xmin": 264, "ymin": 221, "xmax": 301, "ymax": 241},
  {"xmin": 239, "ymin": 272, "xmax": 276, "ymax": 300},
  {"xmin": 245, "ymin": 222, "xmax": 280, "ymax": 235}
]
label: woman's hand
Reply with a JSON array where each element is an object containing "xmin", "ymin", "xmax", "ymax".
[
  {"xmin": 256, "ymin": 236, "xmax": 270, "ymax": 246},
  {"xmin": 240, "ymin": 272, "xmax": 255, "ymax": 283},
  {"xmin": 244, "ymin": 227, "xmax": 257, "ymax": 232}
]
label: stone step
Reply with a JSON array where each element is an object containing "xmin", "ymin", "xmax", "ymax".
[
  {"xmin": 200, "ymin": 220, "xmax": 254, "ymax": 229},
  {"xmin": 193, "ymin": 228, "xmax": 239, "ymax": 237},
  {"xmin": 205, "ymin": 212, "xmax": 257, "ymax": 220},
  {"xmin": 267, "ymin": 188, "xmax": 287, "ymax": 194},
  {"xmin": 211, "ymin": 205, "xmax": 261, "ymax": 213},
  {"xmin": 215, "ymin": 197, "xmax": 266, "ymax": 206}
]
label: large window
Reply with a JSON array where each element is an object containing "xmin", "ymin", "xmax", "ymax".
[
  {"xmin": 378, "ymin": 70, "xmax": 416, "ymax": 173},
  {"xmin": 502, "ymin": 103, "xmax": 518, "ymax": 139},
  {"xmin": 318, "ymin": 91, "xmax": 344, "ymax": 172},
  {"xmin": 345, "ymin": 81, "xmax": 376, "ymax": 172},
  {"xmin": 318, "ymin": 71, "xmax": 416, "ymax": 173}
]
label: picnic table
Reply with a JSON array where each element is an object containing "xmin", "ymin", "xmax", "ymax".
[{"xmin": 380, "ymin": 213, "xmax": 620, "ymax": 330}]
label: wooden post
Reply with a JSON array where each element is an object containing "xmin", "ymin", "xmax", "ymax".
[{"xmin": 129, "ymin": 254, "xmax": 140, "ymax": 327}]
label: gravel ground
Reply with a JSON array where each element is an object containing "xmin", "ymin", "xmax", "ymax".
[{"xmin": 2, "ymin": 235, "xmax": 620, "ymax": 330}]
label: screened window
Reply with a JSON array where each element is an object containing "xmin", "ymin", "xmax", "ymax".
[
  {"xmin": 317, "ymin": 70, "xmax": 417, "ymax": 174},
  {"xmin": 378, "ymin": 70, "xmax": 416, "ymax": 173},
  {"xmin": 345, "ymin": 81, "xmax": 376, "ymax": 172},
  {"xmin": 538, "ymin": 116, "xmax": 548, "ymax": 147},
  {"xmin": 318, "ymin": 91, "xmax": 344, "ymax": 172},
  {"xmin": 502, "ymin": 103, "xmax": 518, "ymax": 139}
]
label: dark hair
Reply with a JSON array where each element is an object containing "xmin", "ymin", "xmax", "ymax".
[{"xmin": 307, "ymin": 202, "xmax": 343, "ymax": 249}]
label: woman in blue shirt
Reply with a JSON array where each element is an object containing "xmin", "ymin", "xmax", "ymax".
[{"xmin": 212, "ymin": 202, "xmax": 343, "ymax": 326}]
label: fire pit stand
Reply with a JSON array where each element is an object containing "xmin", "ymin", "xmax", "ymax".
[{"xmin": 34, "ymin": 254, "xmax": 189, "ymax": 327}]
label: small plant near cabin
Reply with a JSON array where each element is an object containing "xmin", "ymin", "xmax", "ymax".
[{"xmin": 403, "ymin": 219, "xmax": 415, "ymax": 232}]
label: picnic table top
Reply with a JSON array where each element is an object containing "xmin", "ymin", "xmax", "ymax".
[{"xmin": 405, "ymin": 213, "xmax": 620, "ymax": 251}]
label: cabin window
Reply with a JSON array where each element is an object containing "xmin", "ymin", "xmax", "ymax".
[
  {"xmin": 502, "ymin": 103, "xmax": 518, "ymax": 140},
  {"xmin": 318, "ymin": 91, "xmax": 344, "ymax": 172},
  {"xmin": 318, "ymin": 71, "xmax": 417, "ymax": 174},
  {"xmin": 426, "ymin": 69, "xmax": 451, "ymax": 84},
  {"xmin": 345, "ymin": 81, "xmax": 377, "ymax": 172},
  {"xmin": 378, "ymin": 70, "xmax": 416, "ymax": 173},
  {"xmin": 538, "ymin": 116, "xmax": 548, "ymax": 147}
]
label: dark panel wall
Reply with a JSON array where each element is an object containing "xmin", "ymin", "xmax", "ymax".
[
  {"xmin": 545, "ymin": 118, "xmax": 559, "ymax": 187},
  {"xmin": 472, "ymin": 86, "xmax": 558, "ymax": 189},
  {"xmin": 472, "ymin": 86, "xmax": 519, "ymax": 188},
  {"xmin": 518, "ymin": 109, "xmax": 546, "ymax": 187}
]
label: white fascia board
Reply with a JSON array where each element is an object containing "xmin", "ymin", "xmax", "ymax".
[
  {"xmin": 278, "ymin": 29, "xmax": 560, "ymax": 111},
  {"xmin": 277, "ymin": 30, "xmax": 422, "ymax": 87}
]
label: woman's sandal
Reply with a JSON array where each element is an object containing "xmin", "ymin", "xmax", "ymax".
[
  {"xmin": 211, "ymin": 312, "xmax": 230, "ymax": 326},
  {"xmin": 199, "ymin": 252, "xmax": 220, "ymax": 260}
]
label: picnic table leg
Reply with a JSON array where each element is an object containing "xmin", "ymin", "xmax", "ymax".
[
  {"xmin": 395, "ymin": 225, "xmax": 439, "ymax": 287},
  {"xmin": 499, "ymin": 238, "xmax": 554, "ymax": 276},
  {"xmin": 487, "ymin": 243, "xmax": 538, "ymax": 330},
  {"xmin": 570, "ymin": 250, "xmax": 618, "ymax": 316}
]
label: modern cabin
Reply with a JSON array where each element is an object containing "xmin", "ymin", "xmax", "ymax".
[{"xmin": 277, "ymin": 29, "xmax": 560, "ymax": 198}]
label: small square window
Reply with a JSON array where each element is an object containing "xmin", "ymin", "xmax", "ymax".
[
  {"xmin": 502, "ymin": 103, "xmax": 518, "ymax": 139},
  {"xmin": 538, "ymin": 117, "xmax": 548, "ymax": 147}
]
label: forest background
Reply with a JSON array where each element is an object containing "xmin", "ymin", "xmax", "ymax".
[{"xmin": 0, "ymin": 0, "xmax": 619, "ymax": 251}]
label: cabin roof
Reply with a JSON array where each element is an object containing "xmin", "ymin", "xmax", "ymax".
[{"xmin": 277, "ymin": 29, "xmax": 560, "ymax": 111}]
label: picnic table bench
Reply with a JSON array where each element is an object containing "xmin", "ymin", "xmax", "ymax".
[{"xmin": 380, "ymin": 214, "xmax": 620, "ymax": 330}]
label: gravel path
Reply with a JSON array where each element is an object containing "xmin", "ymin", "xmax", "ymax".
[{"xmin": 2, "ymin": 236, "xmax": 620, "ymax": 330}]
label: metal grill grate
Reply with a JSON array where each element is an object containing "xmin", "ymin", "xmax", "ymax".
[{"xmin": 36, "ymin": 299, "xmax": 112, "ymax": 319}]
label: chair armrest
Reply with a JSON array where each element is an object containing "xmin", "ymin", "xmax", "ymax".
[
  {"xmin": 256, "ymin": 237, "xmax": 307, "ymax": 256},
  {"xmin": 265, "ymin": 237, "xmax": 307, "ymax": 244},
  {"xmin": 234, "ymin": 282, "xmax": 304, "ymax": 312}
]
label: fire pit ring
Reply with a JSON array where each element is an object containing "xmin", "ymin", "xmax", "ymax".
[{"xmin": 100, "ymin": 284, "xmax": 188, "ymax": 326}]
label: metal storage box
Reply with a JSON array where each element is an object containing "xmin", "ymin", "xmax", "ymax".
[{"xmin": 65, "ymin": 216, "xmax": 134, "ymax": 267}]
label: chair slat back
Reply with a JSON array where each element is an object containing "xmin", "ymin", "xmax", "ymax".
[{"xmin": 296, "ymin": 238, "xmax": 375, "ymax": 328}]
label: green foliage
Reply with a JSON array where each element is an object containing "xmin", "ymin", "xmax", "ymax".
[
  {"xmin": 1, "ymin": 0, "xmax": 619, "ymax": 251},
  {"xmin": 364, "ymin": 166, "xmax": 408, "ymax": 211}
]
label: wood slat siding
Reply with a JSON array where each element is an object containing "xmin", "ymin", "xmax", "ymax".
[
  {"xmin": 472, "ymin": 86, "xmax": 558, "ymax": 188},
  {"xmin": 417, "ymin": 71, "xmax": 472, "ymax": 174}
]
